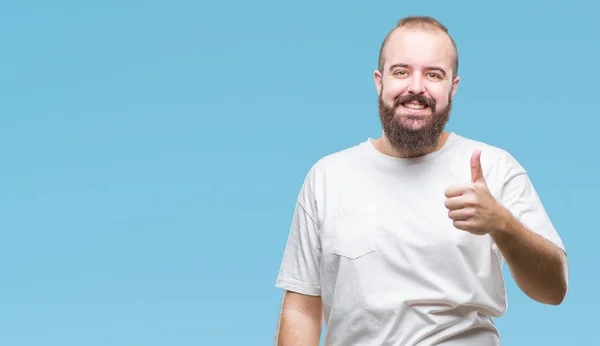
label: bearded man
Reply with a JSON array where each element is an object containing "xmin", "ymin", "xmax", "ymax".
[{"xmin": 274, "ymin": 15, "xmax": 568, "ymax": 346}]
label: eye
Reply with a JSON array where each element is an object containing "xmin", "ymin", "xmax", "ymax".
[
  {"xmin": 427, "ymin": 73, "xmax": 443, "ymax": 80},
  {"xmin": 392, "ymin": 70, "xmax": 409, "ymax": 77}
]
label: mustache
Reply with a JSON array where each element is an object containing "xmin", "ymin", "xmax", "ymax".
[{"xmin": 393, "ymin": 94, "xmax": 436, "ymax": 111}]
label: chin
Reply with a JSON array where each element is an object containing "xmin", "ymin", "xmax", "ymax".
[{"xmin": 396, "ymin": 115, "xmax": 431, "ymax": 130}]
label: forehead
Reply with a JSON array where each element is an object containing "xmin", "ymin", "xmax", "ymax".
[{"xmin": 383, "ymin": 28, "xmax": 455, "ymax": 71}]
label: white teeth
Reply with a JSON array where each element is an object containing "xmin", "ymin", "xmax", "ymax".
[{"xmin": 404, "ymin": 103, "xmax": 425, "ymax": 110}]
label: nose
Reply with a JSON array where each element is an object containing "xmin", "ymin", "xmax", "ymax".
[{"xmin": 407, "ymin": 74, "xmax": 425, "ymax": 94}]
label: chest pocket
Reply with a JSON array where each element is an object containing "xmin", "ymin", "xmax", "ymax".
[{"xmin": 331, "ymin": 209, "xmax": 377, "ymax": 259}]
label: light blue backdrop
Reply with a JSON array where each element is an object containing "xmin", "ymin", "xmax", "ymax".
[{"xmin": 1, "ymin": 0, "xmax": 597, "ymax": 345}]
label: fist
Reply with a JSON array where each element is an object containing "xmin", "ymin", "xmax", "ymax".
[{"xmin": 444, "ymin": 150, "xmax": 504, "ymax": 235}]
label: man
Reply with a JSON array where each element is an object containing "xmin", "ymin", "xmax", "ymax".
[{"xmin": 274, "ymin": 16, "xmax": 568, "ymax": 346}]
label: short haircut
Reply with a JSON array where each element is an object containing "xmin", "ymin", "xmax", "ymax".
[{"xmin": 378, "ymin": 16, "xmax": 459, "ymax": 78}]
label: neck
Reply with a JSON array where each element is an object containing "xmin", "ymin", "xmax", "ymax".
[{"xmin": 373, "ymin": 131, "xmax": 450, "ymax": 158}]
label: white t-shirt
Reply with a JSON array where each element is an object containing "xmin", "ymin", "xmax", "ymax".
[{"xmin": 275, "ymin": 132, "xmax": 566, "ymax": 346}]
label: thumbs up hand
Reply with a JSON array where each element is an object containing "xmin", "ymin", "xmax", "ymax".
[{"xmin": 444, "ymin": 150, "xmax": 507, "ymax": 235}]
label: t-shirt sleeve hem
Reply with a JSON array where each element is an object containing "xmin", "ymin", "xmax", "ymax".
[
  {"xmin": 539, "ymin": 233, "xmax": 567, "ymax": 255},
  {"xmin": 275, "ymin": 277, "xmax": 321, "ymax": 296}
]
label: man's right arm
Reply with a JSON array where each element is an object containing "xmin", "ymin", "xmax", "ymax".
[
  {"xmin": 275, "ymin": 165, "xmax": 323, "ymax": 345},
  {"xmin": 275, "ymin": 291, "xmax": 322, "ymax": 346}
]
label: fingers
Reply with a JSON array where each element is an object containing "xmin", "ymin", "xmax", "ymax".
[
  {"xmin": 444, "ymin": 196, "xmax": 464, "ymax": 210},
  {"xmin": 448, "ymin": 208, "xmax": 473, "ymax": 221},
  {"xmin": 452, "ymin": 220, "xmax": 473, "ymax": 232},
  {"xmin": 452, "ymin": 220, "xmax": 487, "ymax": 235},
  {"xmin": 444, "ymin": 183, "xmax": 472, "ymax": 198}
]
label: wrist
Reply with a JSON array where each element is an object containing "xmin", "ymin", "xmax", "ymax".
[{"xmin": 490, "ymin": 204, "xmax": 514, "ymax": 237}]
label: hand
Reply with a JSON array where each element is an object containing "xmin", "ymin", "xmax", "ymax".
[{"xmin": 444, "ymin": 150, "xmax": 507, "ymax": 235}]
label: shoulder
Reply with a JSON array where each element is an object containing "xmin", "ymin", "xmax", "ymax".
[
  {"xmin": 305, "ymin": 140, "xmax": 368, "ymax": 179},
  {"xmin": 296, "ymin": 139, "xmax": 368, "ymax": 195},
  {"xmin": 452, "ymin": 133, "xmax": 525, "ymax": 172},
  {"xmin": 449, "ymin": 133, "xmax": 528, "ymax": 197},
  {"xmin": 294, "ymin": 141, "xmax": 368, "ymax": 221}
]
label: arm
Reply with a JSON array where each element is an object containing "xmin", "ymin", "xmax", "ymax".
[
  {"xmin": 491, "ymin": 207, "xmax": 568, "ymax": 305},
  {"xmin": 275, "ymin": 165, "xmax": 324, "ymax": 344},
  {"xmin": 445, "ymin": 150, "xmax": 569, "ymax": 306},
  {"xmin": 275, "ymin": 291, "xmax": 323, "ymax": 346}
]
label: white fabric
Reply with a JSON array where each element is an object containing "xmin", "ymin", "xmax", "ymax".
[{"xmin": 275, "ymin": 132, "xmax": 566, "ymax": 346}]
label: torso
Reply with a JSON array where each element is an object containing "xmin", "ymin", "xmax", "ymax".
[{"xmin": 315, "ymin": 134, "xmax": 506, "ymax": 345}]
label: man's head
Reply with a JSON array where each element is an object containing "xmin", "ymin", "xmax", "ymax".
[{"xmin": 374, "ymin": 16, "xmax": 460, "ymax": 157}]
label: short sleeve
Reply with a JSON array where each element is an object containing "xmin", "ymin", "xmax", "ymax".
[
  {"xmin": 275, "ymin": 168, "xmax": 322, "ymax": 296},
  {"xmin": 497, "ymin": 154, "xmax": 566, "ymax": 253}
]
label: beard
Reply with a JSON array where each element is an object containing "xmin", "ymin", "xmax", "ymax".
[{"xmin": 378, "ymin": 91, "xmax": 452, "ymax": 157}]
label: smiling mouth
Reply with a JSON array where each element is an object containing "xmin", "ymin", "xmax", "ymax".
[{"xmin": 401, "ymin": 101, "xmax": 429, "ymax": 112}]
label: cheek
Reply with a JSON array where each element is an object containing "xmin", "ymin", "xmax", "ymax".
[
  {"xmin": 382, "ymin": 81, "xmax": 405, "ymax": 101},
  {"xmin": 430, "ymin": 86, "xmax": 452, "ymax": 105}
]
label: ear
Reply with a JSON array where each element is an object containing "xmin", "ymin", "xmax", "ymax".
[
  {"xmin": 373, "ymin": 69, "xmax": 383, "ymax": 96},
  {"xmin": 450, "ymin": 75, "xmax": 460, "ymax": 100}
]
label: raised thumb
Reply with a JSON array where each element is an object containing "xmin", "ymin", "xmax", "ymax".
[{"xmin": 470, "ymin": 150, "xmax": 485, "ymax": 183}]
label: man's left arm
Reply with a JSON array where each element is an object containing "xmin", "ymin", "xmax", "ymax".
[
  {"xmin": 491, "ymin": 201, "xmax": 568, "ymax": 305},
  {"xmin": 445, "ymin": 150, "xmax": 568, "ymax": 306}
]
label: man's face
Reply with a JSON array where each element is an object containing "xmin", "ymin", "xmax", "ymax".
[{"xmin": 374, "ymin": 28, "xmax": 460, "ymax": 156}]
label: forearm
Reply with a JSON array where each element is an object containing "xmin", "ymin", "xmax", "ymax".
[
  {"xmin": 491, "ymin": 208, "xmax": 568, "ymax": 305},
  {"xmin": 276, "ymin": 291, "xmax": 322, "ymax": 346},
  {"xmin": 276, "ymin": 309, "xmax": 322, "ymax": 346}
]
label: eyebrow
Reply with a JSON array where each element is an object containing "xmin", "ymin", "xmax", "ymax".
[{"xmin": 388, "ymin": 63, "xmax": 447, "ymax": 77}]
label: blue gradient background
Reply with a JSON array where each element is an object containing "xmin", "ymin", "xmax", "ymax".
[{"xmin": 1, "ymin": 0, "xmax": 597, "ymax": 345}]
